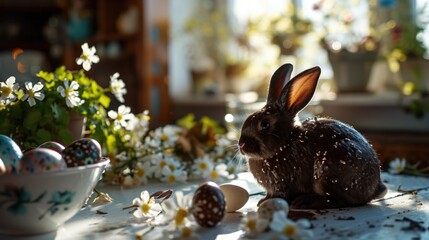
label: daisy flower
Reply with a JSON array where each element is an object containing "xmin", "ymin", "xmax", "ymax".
[
  {"xmin": 21, "ymin": 81, "xmax": 45, "ymax": 107},
  {"xmin": 239, "ymin": 212, "xmax": 270, "ymax": 238},
  {"xmin": 147, "ymin": 125, "xmax": 181, "ymax": 149},
  {"xmin": 191, "ymin": 156, "xmax": 214, "ymax": 179},
  {"xmin": 132, "ymin": 190, "xmax": 162, "ymax": 219},
  {"xmin": 57, "ymin": 79, "xmax": 84, "ymax": 108},
  {"xmin": 162, "ymin": 225, "xmax": 201, "ymax": 240},
  {"xmin": 0, "ymin": 76, "xmax": 19, "ymax": 102},
  {"xmin": 76, "ymin": 43, "xmax": 100, "ymax": 71},
  {"xmin": 108, "ymin": 105, "xmax": 134, "ymax": 130},
  {"xmin": 150, "ymin": 154, "xmax": 181, "ymax": 178},
  {"xmin": 122, "ymin": 175, "xmax": 135, "ymax": 187},
  {"xmin": 127, "ymin": 110, "xmax": 150, "ymax": 136},
  {"xmin": 160, "ymin": 191, "xmax": 194, "ymax": 228},
  {"xmin": 134, "ymin": 161, "xmax": 155, "ymax": 185},
  {"xmin": 161, "ymin": 166, "xmax": 187, "ymax": 184},
  {"xmin": 208, "ymin": 163, "xmax": 230, "ymax": 181},
  {"xmin": 388, "ymin": 158, "xmax": 406, "ymax": 174},
  {"xmin": 269, "ymin": 211, "xmax": 313, "ymax": 240},
  {"xmin": 110, "ymin": 72, "xmax": 127, "ymax": 103}
]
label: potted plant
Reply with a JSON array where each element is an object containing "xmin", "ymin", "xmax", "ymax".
[
  {"xmin": 386, "ymin": 1, "xmax": 429, "ymax": 117},
  {"xmin": 312, "ymin": 0, "xmax": 391, "ymax": 93},
  {"xmin": 0, "ymin": 43, "xmax": 127, "ymax": 149}
]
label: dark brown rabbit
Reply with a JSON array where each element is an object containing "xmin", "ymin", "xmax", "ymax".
[{"xmin": 238, "ymin": 63, "xmax": 387, "ymax": 209}]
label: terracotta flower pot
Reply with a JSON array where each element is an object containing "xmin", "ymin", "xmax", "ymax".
[
  {"xmin": 68, "ymin": 111, "xmax": 87, "ymax": 141},
  {"xmin": 328, "ymin": 50, "xmax": 378, "ymax": 93}
]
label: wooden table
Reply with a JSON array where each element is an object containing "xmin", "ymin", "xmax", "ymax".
[{"xmin": 9, "ymin": 172, "xmax": 429, "ymax": 240}]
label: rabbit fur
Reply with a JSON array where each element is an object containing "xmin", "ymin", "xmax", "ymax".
[{"xmin": 238, "ymin": 63, "xmax": 387, "ymax": 209}]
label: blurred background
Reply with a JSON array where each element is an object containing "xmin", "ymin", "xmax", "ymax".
[{"xmin": 0, "ymin": 0, "xmax": 428, "ymax": 164}]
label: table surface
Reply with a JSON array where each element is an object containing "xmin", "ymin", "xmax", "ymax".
[{"xmin": 5, "ymin": 172, "xmax": 429, "ymax": 240}]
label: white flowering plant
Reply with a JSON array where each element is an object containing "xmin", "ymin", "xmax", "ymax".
[
  {"xmin": 388, "ymin": 158, "xmax": 429, "ymax": 177},
  {"xmin": 105, "ymin": 113, "xmax": 241, "ymax": 186},
  {"xmin": 1, "ymin": 43, "xmax": 239, "ymax": 186},
  {"xmin": 0, "ymin": 43, "xmax": 142, "ymax": 153}
]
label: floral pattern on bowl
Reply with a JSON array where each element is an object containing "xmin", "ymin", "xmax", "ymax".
[
  {"xmin": 0, "ymin": 184, "xmax": 75, "ymax": 220},
  {"xmin": 0, "ymin": 159, "xmax": 109, "ymax": 236}
]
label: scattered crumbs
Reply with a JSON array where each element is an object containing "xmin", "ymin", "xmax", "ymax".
[
  {"xmin": 396, "ymin": 217, "xmax": 426, "ymax": 232},
  {"xmin": 365, "ymin": 221, "xmax": 376, "ymax": 228},
  {"xmin": 336, "ymin": 216, "xmax": 355, "ymax": 221},
  {"xmin": 96, "ymin": 210, "xmax": 108, "ymax": 215}
]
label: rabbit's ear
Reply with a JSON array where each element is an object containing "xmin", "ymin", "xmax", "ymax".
[
  {"xmin": 267, "ymin": 63, "xmax": 293, "ymax": 104},
  {"xmin": 281, "ymin": 66, "xmax": 320, "ymax": 115}
]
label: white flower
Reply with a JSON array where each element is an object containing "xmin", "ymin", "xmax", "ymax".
[
  {"xmin": 161, "ymin": 166, "xmax": 187, "ymax": 184},
  {"xmin": 162, "ymin": 225, "xmax": 201, "ymax": 240},
  {"xmin": 108, "ymin": 105, "xmax": 134, "ymax": 130},
  {"xmin": 110, "ymin": 72, "xmax": 127, "ymax": 103},
  {"xmin": 134, "ymin": 161, "xmax": 155, "ymax": 185},
  {"xmin": 191, "ymin": 156, "xmax": 214, "ymax": 178},
  {"xmin": 147, "ymin": 125, "xmax": 181, "ymax": 149},
  {"xmin": 208, "ymin": 163, "xmax": 230, "ymax": 181},
  {"xmin": 0, "ymin": 76, "xmax": 19, "ymax": 102},
  {"xmin": 239, "ymin": 212, "xmax": 270, "ymax": 238},
  {"xmin": 150, "ymin": 154, "xmax": 179, "ymax": 178},
  {"xmin": 126, "ymin": 110, "xmax": 150, "ymax": 137},
  {"xmin": 269, "ymin": 211, "xmax": 313, "ymax": 240},
  {"xmin": 132, "ymin": 190, "xmax": 162, "ymax": 219},
  {"xmin": 76, "ymin": 43, "xmax": 100, "ymax": 71},
  {"xmin": 57, "ymin": 79, "xmax": 84, "ymax": 108},
  {"xmin": 389, "ymin": 158, "xmax": 407, "ymax": 174},
  {"xmin": 21, "ymin": 81, "xmax": 45, "ymax": 107},
  {"xmin": 122, "ymin": 175, "xmax": 134, "ymax": 187},
  {"xmin": 160, "ymin": 191, "xmax": 194, "ymax": 228}
]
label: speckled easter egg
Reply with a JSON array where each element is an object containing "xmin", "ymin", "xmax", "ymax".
[
  {"xmin": 20, "ymin": 148, "xmax": 66, "ymax": 173},
  {"xmin": 192, "ymin": 181, "xmax": 226, "ymax": 227},
  {"xmin": 257, "ymin": 198, "xmax": 289, "ymax": 220},
  {"xmin": 0, "ymin": 135, "xmax": 23, "ymax": 173},
  {"xmin": 38, "ymin": 141, "xmax": 65, "ymax": 154},
  {"xmin": 62, "ymin": 138, "xmax": 102, "ymax": 167}
]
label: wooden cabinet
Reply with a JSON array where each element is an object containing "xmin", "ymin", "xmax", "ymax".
[{"xmin": 63, "ymin": 0, "xmax": 145, "ymax": 112}]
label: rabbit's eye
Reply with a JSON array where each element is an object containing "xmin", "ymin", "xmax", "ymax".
[{"xmin": 260, "ymin": 120, "xmax": 270, "ymax": 131}]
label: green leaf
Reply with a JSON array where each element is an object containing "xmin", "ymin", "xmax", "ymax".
[
  {"xmin": 37, "ymin": 71, "xmax": 54, "ymax": 82},
  {"xmin": 176, "ymin": 114, "xmax": 195, "ymax": 129},
  {"xmin": 201, "ymin": 116, "xmax": 226, "ymax": 134},
  {"xmin": 98, "ymin": 94, "xmax": 111, "ymax": 108},
  {"xmin": 24, "ymin": 110, "xmax": 42, "ymax": 129},
  {"xmin": 36, "ymin": 129, "xmax": 53, "ymax": 144},
  {"xmin": 106, "ymin": 134, "xmax": 117, "ymax": 154},
  {"xmin": 58, "ymin": 128, "xmax": 72, "ymax": 145}
]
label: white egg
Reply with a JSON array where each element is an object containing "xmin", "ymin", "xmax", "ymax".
[
  {"xmin": 219, "ymin": 183, "xmax": 249, "ymax": 212},
  {"xmin": 257, "ymin": 198, "xmax": 289, "ymax": 220}
]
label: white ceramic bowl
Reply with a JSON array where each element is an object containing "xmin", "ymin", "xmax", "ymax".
[{"xmin": 0, "ymin": 159, "xmax": 109, "ymax": 236}]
